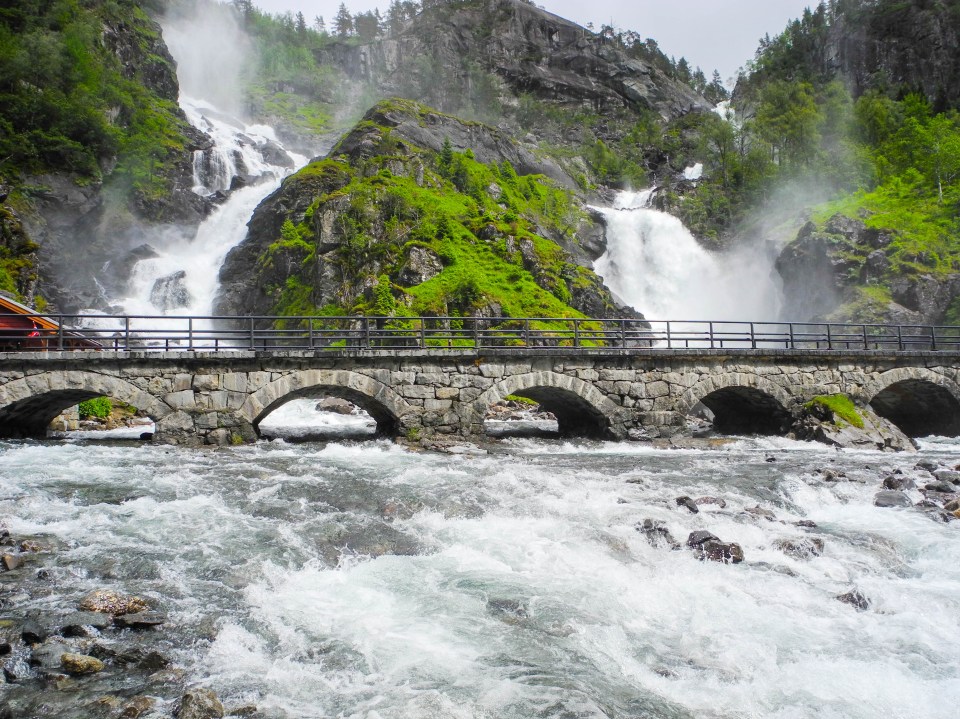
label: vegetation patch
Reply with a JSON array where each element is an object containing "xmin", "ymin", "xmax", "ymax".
[
  {"xmin": 78, "ymin": 396, "xmax": 112, "ymax": 420},
  {"xmin": 804, "ymin": 394, "xmax": 865, "ymax": 429}
]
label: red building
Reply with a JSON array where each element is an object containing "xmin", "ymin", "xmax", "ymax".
[{"xmin": 0, "ymin": 295, "xmax": 101, "ymax": 350}]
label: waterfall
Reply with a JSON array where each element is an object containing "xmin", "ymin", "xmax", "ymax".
[{"xmin": 593, "ymin": 190, "xmax": 783, "ymax": 321}]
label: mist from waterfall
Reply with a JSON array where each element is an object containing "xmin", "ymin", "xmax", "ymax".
[
  {"xmin": 83, "ymin": 4, "xmax": 310, "ymax": 343},
  {"xmin": 594, "ymin": 190, "xmax": 783, "ymax": 321}
]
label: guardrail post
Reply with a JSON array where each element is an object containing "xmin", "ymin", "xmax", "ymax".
[
  {"xmin": 249, "ymin": 317, "xmax": 255, "ymax": 350},
  {"xmin": 188, "ymin": 318, "xmax": 194, "ymax": 351},
  {"xmin": 524, "ymin": 318, "xmax": 530, "ymax": 347},
  {"xmin": 897, "ymin": 325, "xmax": 903, "ymax": 351},
  {"xmin": 709, "ymin": 321, "xmax": 714, "ymax": 349},
  {"xmin": 750, "ymin": 322, "xmax": 756, "ymax": 349},
  {"xmin": 58, "ymin": 319, "xmax": 64, "ymax": 351},
  {"xmin": 930, "ymin": 325, "xmax": 937, "ymax": 351},
  {"xmin": 574, "ymin": 319, "xmax": 580, "ymax": 348},
  {"xmin": 826, "ymin": 323, "xmax": 832, "ymax": 350},
  {"xmin": 788, "ymin": 322, "xmax": 795, "ymax": 350},
  {"xmin": 620, "ymin": 319, "xmax": 626, "ymax": 347},
  {"xmin": 124, "ymin": 316, "xmax": 130, "ymax": 351},
  {"xmin": 308, "ymin": 319, "xmax": 314, "ymax": 349},
  {"xmin": 419, "ymin": 319, "xmax": 426, "ymax": 348},
  {"xmin": 862, "ymin": 323, "xmax": 867, "ymax": 350},
  {"xmin": 665, "ymin": 321, "xmax": 671, "ymax": 349}
]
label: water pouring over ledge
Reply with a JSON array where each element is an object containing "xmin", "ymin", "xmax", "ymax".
[{"xmin": 593, "ymin": 190, "xmax": 784, "ymax": 322}]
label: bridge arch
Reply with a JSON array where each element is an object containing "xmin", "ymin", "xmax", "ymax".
[
  {"xmin": 865, "ymin": 368, "xmax": 960, "ymax": 437},
  {"xmin": 240, "ymin": 369, "xmax": 415, "ymax": 437},
  {"xmin": 678, "ymin": 372, "xmax": 793, "ymax": 435},
  {"xmin": 0, "ymin": 372, "xmax": 172, "ymax": 438},
  {"xmin": 474, "ymin": 371, "xmax": 628, "ymax": 439}
]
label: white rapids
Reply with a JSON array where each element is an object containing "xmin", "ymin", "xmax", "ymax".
[{"xmin": 1, "ymin": 437, "xmax": 958, "ymax": 718}]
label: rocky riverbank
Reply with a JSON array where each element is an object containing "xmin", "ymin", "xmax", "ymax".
[{"xmin": 0, "ymin": 527, "xmax": 254, "ymax": 719}]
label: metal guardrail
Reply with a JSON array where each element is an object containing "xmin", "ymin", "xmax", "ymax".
[{"xmin": 2, "ymin": 315, "xmax": 960, "ymax": 353}]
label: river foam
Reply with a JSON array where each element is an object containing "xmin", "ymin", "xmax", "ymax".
[{"xmin": 1, "ymin": 438, "xmax": 957, "ymax": 718}]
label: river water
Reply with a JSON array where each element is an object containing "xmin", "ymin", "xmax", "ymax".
[{"xmin": 2, "ymin": 436, "xmax": 958, "ymax": 718}]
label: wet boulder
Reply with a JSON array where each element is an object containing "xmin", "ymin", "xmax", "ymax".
[
  {"xmin": 114, "ymin": 611, "xmax": 167, "ymax": 630},
  {"xmin": 686, "ymin": 531, "xmax": 743, "ymax": 563},
  {"xmin": 78, "ymin": 589, "xmax": 149, "ymax": 615},
  {"xmin": 674, "ymin": 496, "xmax": 699, "ymax": 514},
  {"xmin": 774, "ymin": 538, "xmax": 824, "ymax": 559},
  {"xmin": 836, "ymin": 589, "xmax": 870, "ymax": 610},
  {"xmin": 882, "ymin": 475, "xmax": 916, "ymax": 491},
  {"xmin": 59, "ymin": 611, "xmax": 113, "ymax": 637},
  {"xmin": 176, "ymin": 687, "xmax": 225, "ymax": 719},
  {"xmin": 315, "ymin": 397, "xmax": 355, "ymax": 415},
  {"xmin": 933, "ymin": 469, "xmax": 960, "ymax": 485},
  {"xmin": 119, "ymin": 696, "xmax": 156, "ymax": 719},
  {"xmin": 743, "ymin": 506, "xmax": 777, "ymax": 521},
  {"xmin": 61, "ymin": 652, "xmax": 104, "ymax": 675},
  {"xmin": 636, "ymin": 519, "xmax": 681, "ymax": 549},
  {"xmin": 915, "ymin": 459, "xmax": 939, "ymax": 472},
  {"xmin": 873, "ymin": 490, "xmax": 912, "ymax": 508},
  {"xmin": 149, "ymin": 270, "xmax": 192, "ymax": 312},
  {"xmin": 697, "ymin": 540, "xmax": 744, "ymax": 564}
]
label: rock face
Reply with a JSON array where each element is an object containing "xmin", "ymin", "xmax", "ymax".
[
  {"xmin": 216, "ymin": 99, "xmax": 640, "ymax": 323},
  {"xmin": 824, "ymin": 2, "xmax": 960, "ymax": 110},
  {"xmin": 776, "ymin": 214, "xmax": 960, "ymax": 325},
  {"xmin": 5, "ymin": 8, "xmax": 211, "ymax": 313},
  {"xmin": 319, "ymin": 0, "xmax": 710, "ymax": 121}
]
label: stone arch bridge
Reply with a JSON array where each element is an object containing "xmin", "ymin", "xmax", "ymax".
[{"xmin": 0, "ymin": 348, "xmax": 959, "ymax": 444}]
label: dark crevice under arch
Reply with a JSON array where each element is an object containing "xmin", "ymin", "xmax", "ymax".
[
  {"xmin": 504, "ymin": 387, "xmax": 614, "ymax": 439},
  {"xmin": 253, "ymin": 386, "xmax": 399, "ymax": 438},
  {"xmin": 699, "ymin": 387, "xmax": 792, "ymax": 435},
  {"xmin": 870, "ymin": 379, "xmax": 960, "ymax": 437},
  {"xmin": 0, "ymin": 391, "xmax": 144, "ymax": 438}
]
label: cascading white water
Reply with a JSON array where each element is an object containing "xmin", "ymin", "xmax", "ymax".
[
  {"xmin": 116, "ymin": 102, "xmax": 306, "ymax": 319},
  {"xmin": 593, "ymin": 190, "xmax": 783, "ymax": 321}
]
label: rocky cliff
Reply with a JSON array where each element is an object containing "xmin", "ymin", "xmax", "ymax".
[
  {"xmin": 776, "ymin": 214, "xmax": 960, "ymax": 324},
  {"xmin": 0, "ymin": 1, "xmax": 209, "ymax": 311},
  {"xmin": 216, "ymin": 98, "xmax": 634, "ymax": 324},
  {"xmin": 318, "ymin": 0, "xmax": 711, "ymax": 121}
]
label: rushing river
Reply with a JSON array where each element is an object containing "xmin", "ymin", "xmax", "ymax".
[{"xmin": 2, "ymin": 436, "xmax": 958, "ymax": 718}]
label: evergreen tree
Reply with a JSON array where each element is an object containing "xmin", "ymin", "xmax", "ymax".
[
  {"xmin": 314, "ymin": 15, "xmax": 326, "ymax": 34},
  {"xmin": 295, "ymin": 11, "xmax": 307, "ymax": 35},
  {"xmin": 334, "ymin": 2, "xmax": 354, "ymax": 37}
]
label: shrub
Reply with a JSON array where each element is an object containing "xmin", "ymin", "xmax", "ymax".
[{"xmin": 78, "ymin": 396, "xmax": 111, "ymax": 419}]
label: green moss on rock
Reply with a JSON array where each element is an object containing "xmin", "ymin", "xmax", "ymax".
[{"xmin": 804, "ymin": 394, "xmax": 865, "ymax": 429}]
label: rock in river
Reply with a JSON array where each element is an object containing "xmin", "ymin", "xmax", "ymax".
[
  {"xmin": 873, "ymin": 490, "xmax": 912, "ymax": 508},
  {"xmin": 176, "ymin": 687, "xmax": 225, "ymax": 719},
  {"xmin": 61, "ymin": 652, "xmax": 104, "ymax": 675},
  {"xmin": 79, "ymin": 589, "xmax": 149, "ymax": 615}
]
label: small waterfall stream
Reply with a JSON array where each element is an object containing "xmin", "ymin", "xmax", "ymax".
[{"xmin": 593, "ymin": 190, "xmax": 783, "ymax": 321}]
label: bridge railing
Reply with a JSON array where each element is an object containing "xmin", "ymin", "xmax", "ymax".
[{"xmin": 1, "ymin": 315, "xmax": 959, "ymax": 353}]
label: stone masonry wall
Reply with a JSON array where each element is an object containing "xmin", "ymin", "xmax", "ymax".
[{"xmin": 0, "ymin": 350, "xmax": 958, "ymax": 444}]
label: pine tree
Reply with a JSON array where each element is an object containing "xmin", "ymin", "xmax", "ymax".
[
  {"xmin": 334, "ymin": 2, "xmax": 354, "ymax": 37},
  {"xmin": 314, "ymin": 15, "xmax": 326, "ymax": 33},
  {"xmin": 295, "ymin": 11, "xmax": 307, "ymax": 34}
]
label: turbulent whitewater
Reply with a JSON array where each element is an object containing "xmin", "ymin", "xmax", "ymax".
[{"xmin": 1, "ymin": 438, "xmax": 958, "ymax": 718}]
